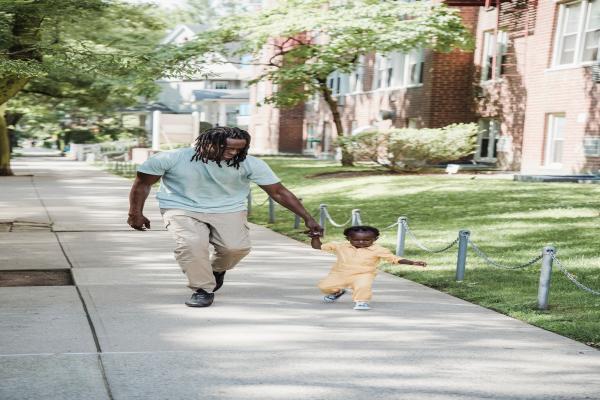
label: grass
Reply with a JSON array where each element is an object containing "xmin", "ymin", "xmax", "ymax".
[
  {"xmin": 246, "ymin": 157, "xmax": 600, "ymax": 348},
  {"xmin": 99, "ymin": 157, "xmax": 600, "ymax": 348}
]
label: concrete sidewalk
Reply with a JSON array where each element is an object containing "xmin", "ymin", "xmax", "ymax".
[{"xmin": 1, "ymin": 157, "xmax": 599, "ymax": 400}]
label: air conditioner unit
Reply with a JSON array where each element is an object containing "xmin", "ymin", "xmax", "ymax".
[
  {"xmin": 336, "ymin": 96, "xmax": 346, "ymax": 106},
  {"xmin": 378, "ymin": 110, "xmax": 395, "ymax": 121}
]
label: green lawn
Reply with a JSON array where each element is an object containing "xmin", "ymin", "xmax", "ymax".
[
  {"xmin": 246, "ymin": 157, "xmax": 600, "ymax": 348},
  {"xmin": 103, "ymin": 157, "xmax": 600, "ymax": 348}
]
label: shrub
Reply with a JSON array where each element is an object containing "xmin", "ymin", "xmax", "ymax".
[{"xmin": 338, "ymin": 123, "xmax": 478, "ymax": 172}]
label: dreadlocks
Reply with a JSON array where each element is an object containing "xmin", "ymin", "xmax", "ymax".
[{"xmin": 190, "ymin": 126, "xmax": 251, "ymax": 169}]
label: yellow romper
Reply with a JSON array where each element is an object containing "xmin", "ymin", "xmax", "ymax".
[{"xmin": 318, "ymin": 242, "xmax": 404, "ymax": 301}]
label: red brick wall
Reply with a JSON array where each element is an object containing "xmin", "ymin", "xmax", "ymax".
[
  {"xmin": 278, "ymin": 103, "xmax": 305, "ymax": 153},
  {"xmin": 520, "ymin": 1, "xmax": 600, "ymax": 174},
  {"xmin": 474, "ymin": 0, "xmax": 600, "ymax": 174},
  {"xmin": 428, "ymin": 6, "xmax": 479, "ymax": 128}
]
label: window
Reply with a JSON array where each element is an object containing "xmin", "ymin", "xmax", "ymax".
[
  {"xmin": 374, "ymin": 50, "xmax": 424, "ymax": 90},
  {"xmin": 476, "ymin": 119, "xmax": 500, "ymax": 161},
  {"xmin": 545, "ymin": 114, "xmax": 567, "ymax": 166},
  {"xmin": 554, "ymin": 0, "xmax": 600, "ymax": 66},
  {"xmin": 375, "ymin": 54, "xmax": 388, "ymax": 89},
  {"xmin": 407, "ymin": 49, "xmax": 424, "ymax": 85},
  {"xmin": 481, "ymin": 30, "xmax": 508, "ymax": 81},
  {"xmin": 238, "ymin": 104, "xmax": 250, "ymax": 116},
  {"xmin": 583, "ymin": 136, "xmax": 600, "ymax": 156},
  {"xmin": 326, "ymin": 71, "xmax": 349, "ymax": 95},
  {"xmin": 213, "ymin": 81, "xmax": 229, "ymax": 89},
  {"xmin": 349, "ymin": 57, "xmax": 364, "ymax": 93}
]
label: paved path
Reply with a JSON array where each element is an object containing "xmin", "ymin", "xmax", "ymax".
[{"xmin": 1, "ymin": 157, "xmax": 599, "ymax": 400}]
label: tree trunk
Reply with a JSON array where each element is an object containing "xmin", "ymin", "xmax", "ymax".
[
  {"xmin": 318, "ymin": 79, "xmax": 354, "ymax": 166},
  {"xmin": 0, "ymin": 105, "xmax": 12, "ymax": 176}
]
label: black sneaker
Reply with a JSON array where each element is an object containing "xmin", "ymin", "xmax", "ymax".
[
  {"xmin": 185, "ymin": 289, "xmax": 214, "ymax": 307},
  {"xmin": 213, "ymin": 271, "xmax": 226, "ymax": 292}
]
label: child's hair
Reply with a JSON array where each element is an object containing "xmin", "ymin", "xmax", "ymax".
[{"xmin": 343, "ymin": 225, "xmax": 380, "ymax": 238}]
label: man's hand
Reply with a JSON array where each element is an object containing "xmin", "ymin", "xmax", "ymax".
[
  {"xmin": 304, "ymin": 218, "xmax": 323, "ymax": 237},
  {"xmin": 128, "ymin": 213, "xmax": 151, "ymax": 231}
]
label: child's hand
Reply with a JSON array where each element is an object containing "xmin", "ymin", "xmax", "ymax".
[
  {"xmin": 411, "ymin": 260, "xmax": 427, "ymax": 267},
  {"xmin": 305, "ymin": 230, "xmax": 322, "ymax": 238}
]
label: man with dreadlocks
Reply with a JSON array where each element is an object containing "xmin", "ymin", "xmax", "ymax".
[{"xmin": 128, "ymin": 126, "xmax": 322, "ymax": 307}]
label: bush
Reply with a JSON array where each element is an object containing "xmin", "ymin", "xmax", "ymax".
[{"xmin": 339, "ymin": 123, "xmax": 478, "ymax": 172}]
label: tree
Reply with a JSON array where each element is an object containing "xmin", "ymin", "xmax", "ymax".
[
  {"xmin": 185, "ymin": 0, "xmax": 474, "ymax": 166},
  {"xmin": 0, "ymin": 0, "xmax": 195, "ymax": 175}
]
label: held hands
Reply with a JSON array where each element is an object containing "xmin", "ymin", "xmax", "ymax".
[
  {"xmin": 303, "ymin": 218, "xmax": 323, "ymax": 238},
  {"xmin": 409, "ymin": 260, "xmax": 427, "ymax": 268},
  {"xmin": 128, "ymin": 213, "xmax": 151, "ymax": 231}
]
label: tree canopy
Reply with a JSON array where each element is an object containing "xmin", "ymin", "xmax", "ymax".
[
  {"xmin": 182, "ymin": 0, "xmax": 474, "ymax": 165},
  {"xmin": 0, "ymin": 0, "xmax": 199, "ymax": 175}
]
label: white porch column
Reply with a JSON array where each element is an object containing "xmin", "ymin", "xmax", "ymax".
[
  {"xmin": 218, "ymin": 102, "xmax": 227, "ymax": 127},
  {"xmin": 151, "ymin": 110, "xmax": 161, "ymax": 151},
  {"xmin": 192, "ymin": 111, "xmax": 200, "ymax": 139}
]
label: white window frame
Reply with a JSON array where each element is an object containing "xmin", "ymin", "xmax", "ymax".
[
  {"xmin": 475, "ymin": 119, "xmax": 500, "ymax": 162},
  {"xmin": 553, "ymin": 0, "xmax": 600, "ymax": 67},
  {"xmin": 373, "ymin": 50, "xmax": 424, "ymax": 91},
  {"xmin": 326, "ymin": 71, "xmax": 349, "ymax": 96},
  {"xmin": 406, "ymin": 49, "xmax": 424, "ymax": 86},
  {"xmin": 349, "ymin": 57, "xmax": 364, "ymax": 93},
  {"xmin": 544, "ymin": 114, "xmax": 567, "ymax": 167},
  {"xmin": 375, "ymin": 54, "xmax": 388, "ymax": 89},
  {"xmin": 213, "ymin": 81, "xmax": 229, "ymax": 90},
  {"xmin": 481, "ymin": 30, "xmax": 508, "ymax": 82}
]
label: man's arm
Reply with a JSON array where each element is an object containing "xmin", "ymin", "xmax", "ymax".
[
  {"xmin": 258, "ymin": 182, "xmax": 323, "ymax": 235},
  {"xmin": 128, "ymin": 172, "xmax": 162, "ymax": 230}
]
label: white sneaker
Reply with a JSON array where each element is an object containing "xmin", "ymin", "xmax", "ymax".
[
  {"xmin": 323, "ymin": 289, "xmax": 346, "ymax": 303},
  {"xmin": 353, "ymin": 301, "xmax": 371, "ymax": 311}
]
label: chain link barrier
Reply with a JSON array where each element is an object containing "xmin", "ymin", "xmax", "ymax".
[
  {"xmin": 381, "ymin": 221, "xmax": 400, "ymax": 231},
  {"xmin": 468, "ymin": 240, "xmax": 543, "ymax": 270},
  {"xmin": 322, "ymin": 207, "xmax": 352, "ymax": 228},
  {"xmin": 402, "ymin": 220, "xmax": 458, "ymax": 254},
  {"xmin": 551, "ymin": 254, "xmax": 600, "ymax": 296}
]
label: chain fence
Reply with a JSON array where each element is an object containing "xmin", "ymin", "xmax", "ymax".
[
  {"xmin": 245, "ymin": 195, "xmax": 600, "ymax": 302},
  {"xmin": 402, "ymin": 220, "xmax": 458, "ymax": 254},
  {"xmin": 551, "ymin": 254, "xmax": 600, "ymax": 296},
  {"xmin": 321, "ymin": 207, "xmax": 352, "ymax": 228},
  {"xmin": 468, "ymin": 240, "xmax": 544, "ymax": 270}
]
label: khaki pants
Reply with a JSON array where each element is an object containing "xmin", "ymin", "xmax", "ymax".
[
  {"xmin": 318, "ymin": 272, "xmax": 375, "ymax": 301},
  {"xmin": 162, "ymin": 209, "xmax": 251, "ymax": 291}
]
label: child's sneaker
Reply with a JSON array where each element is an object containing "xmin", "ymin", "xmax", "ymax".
[
  {"xmin": 323, "ymin": 289, "xmax": 346, "ymax": 303},
  {"xmin": 353, "ymin": 301, "xmax": 371, "ymax": 311}
]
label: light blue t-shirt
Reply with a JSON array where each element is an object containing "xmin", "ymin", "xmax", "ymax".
[{"xmin": 138, "ymin": 147, "xmax": 280, "ymax": 213}]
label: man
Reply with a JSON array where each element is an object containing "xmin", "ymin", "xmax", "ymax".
[{"xmin": 128, "ymin": 126, "xmax": 322, "ymax": 307}]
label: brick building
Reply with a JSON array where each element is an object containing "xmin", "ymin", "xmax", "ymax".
[{"xmin": 249, "ymin": 0, "xmax": 600, "ymax": 175}]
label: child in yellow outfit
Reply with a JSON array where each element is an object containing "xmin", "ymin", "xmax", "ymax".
[{"xmin": 310, "ymin": 225, "xmax": 426, "ymax": 311}]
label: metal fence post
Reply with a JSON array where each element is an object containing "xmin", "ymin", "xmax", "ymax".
[
  {"xmin": 319, "ymin": 204, "xmax": 327, "ymax": 236},
  {"xmin": 455, "ymin": 230, "xmax": 470, "ymax": 281},
  {"xmin": 537, "ymin": 246, "xmax": 555, "ymax": 310},
  {"xmin": 396, "ymin": 216, "xmax": 407, "ymax": 256},
  {"xmin": 293, "ymin": 198, "xmax": 302, "ymax": 229},
  {"xmin": 351, "ymin": 209, "xmax": 362, "ymax": 226},
  {"xmin": 268, "ymin": 197, "xmax": 275, "ymax": 223},
  {"xmin": 247, "ymin": 192, "xmax": 252, "ymax": 216}
]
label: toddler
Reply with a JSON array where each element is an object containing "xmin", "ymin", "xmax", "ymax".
[{"xmin": 311, "ymin": 225, "xmax": 426, "ymax": 310}]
